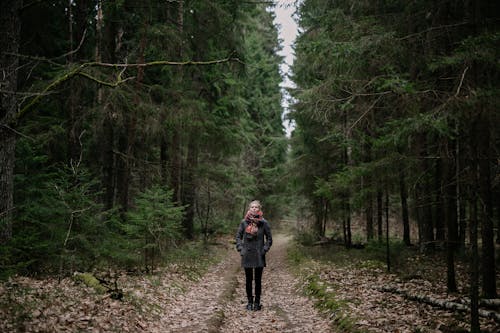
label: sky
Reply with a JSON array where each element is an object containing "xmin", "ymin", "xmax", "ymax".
[{"xmin": 272, "ymin": 0, "xmax": 299, "ymax": 137}]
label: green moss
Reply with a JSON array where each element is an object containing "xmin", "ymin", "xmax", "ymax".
[
  {"xmin": 357, "ymin": 259, "xmax": 385, "ymax": 270},
  {"xmin": 287, "ymin": 242, "xmax": 364, "ymax": 333},
  {"xmin": 303, "ymin": 274, "xmax": 361, "ymax": 332},
  {"xmin": 207, "ymin": 309, "xmax": 225, "ymax": 333},
  {"xmin": 73, "ymin": 272, "xmax": 107, "ymax": 294}
]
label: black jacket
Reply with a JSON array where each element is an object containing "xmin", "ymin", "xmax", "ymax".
[{"xmin": 235, "ymin": 219, "xmax": 272, "ymax": 268}]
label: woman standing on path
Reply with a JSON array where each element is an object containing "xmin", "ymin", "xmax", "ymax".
[{"xmin": 235, "ymin": 200, "xmax": 272, "ymax": 311}]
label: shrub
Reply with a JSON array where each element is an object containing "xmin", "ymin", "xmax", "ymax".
[{"xmin": 124, "ymin": 186, "xmax": 185, "ymax": 271}]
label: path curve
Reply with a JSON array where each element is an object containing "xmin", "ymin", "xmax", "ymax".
[{"xmin": 158, "ymin": 233, "xmax": 333, "ymax": 332}]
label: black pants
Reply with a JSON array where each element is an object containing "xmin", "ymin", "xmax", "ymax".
[{"xmin": 244, "ymin": 267, "xmax": 263, "ymax": 303}]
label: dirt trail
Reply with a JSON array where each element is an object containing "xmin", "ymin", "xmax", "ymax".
[{"xmin": 158, "ymin": 233, "xmax": 332, "ymax": 333}]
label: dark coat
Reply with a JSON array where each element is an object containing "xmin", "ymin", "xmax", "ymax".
[{"xmin": 235, "ymin": 219, "xmax": 272, "ymax": 268}]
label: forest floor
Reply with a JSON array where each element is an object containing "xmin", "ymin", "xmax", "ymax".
[
  {"xmin": 1, "ymin": 232, "xmax": 498, "ymax": 332},
  {"xmin": 156, "ymin": 233, "xmax": 333, "ymax": 333}
]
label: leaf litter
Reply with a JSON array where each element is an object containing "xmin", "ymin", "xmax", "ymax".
[{"xmin": 0, "ymin": 235, "xmax": 498, "ymax": 332}]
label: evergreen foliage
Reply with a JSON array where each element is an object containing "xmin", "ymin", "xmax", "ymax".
[
  {"xmin": 1, "ymin": 0, "xmax": 287, "ymax": 277},
  {"xmin": 291, "ymin": 0, "xmax": 499, "ymax": 238},
  {"xmin": 124, "ymin": 186, "xmax": 185, "ymax": 271},
  {"xmin": 289, "ymin": 0, "xmax": 499, "ymax": 317}
]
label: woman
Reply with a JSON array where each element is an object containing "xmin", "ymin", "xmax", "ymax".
[{"xmin": 235, "ymin": 200, "xmax": 272, "ymax": 311}]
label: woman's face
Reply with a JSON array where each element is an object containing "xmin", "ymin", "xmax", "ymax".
[{"xmin": 249, "ymin": 203, "xmax": 260, "ymax": 215}]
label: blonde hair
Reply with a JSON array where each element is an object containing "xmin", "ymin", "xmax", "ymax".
[{"xmin": 249, "ymin": 200, "xmax": 261, "ymax": 209}]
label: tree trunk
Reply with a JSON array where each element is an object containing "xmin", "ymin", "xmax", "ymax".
[
  {"xmin": 477, "ymin": 111, "xmax": 496, "ymax": 298},
  {"xmin": 67, "ymin": 81, "xmax": 82, "ymax": 165},
  {"xmin": 363, "ymin": 138, "xmax": 374, "ymax": 241},
  {"xmin": 465, "ymin": 0, "xmax": 497, "ymax": 299},
  {"xmin": 434, "ymin": 157, "xmax": 445, "ymax": 243},
  {"xmin": 99, "ymin": 1, "xmax": 118, "ymax": 210},
  {"xmin": 170, "ymin": 130, "xmax": 182, "ymax": 203},
  {"xmin": 101, "ymin": 116, "xmax": 115, "ymax": 210},
  {"xmin": 399, "ymin": 170, "xmax": 411, "ymax": 246},
  {"xmin": 377, "ymin": 188, "xmax": 383, "ymax": 242},
  {"xmin": 314, "ymin": 198, "xmax": 323, "ymax": 237},
  {"xmin": 66, "ymin": 0, "xmax": 90, "ymax": 166},
  {"xmin": 170, "ymin": 0, "xmax": 184, "ymax": 203},
  {"xmin": 67, "ymin": 1, "xmax": 79, "ymax": 164},
  {"xmin": 496, "ymin": 191, "xmax": 500, "ymax": 245},
  {"xmin": 342, "ymin": 108, "xmax": 351, "ymax": 248},
  {"xmin": 342, "ymin": 214, "xmax": 347, "ymax": 245},
  {"xmin": 385, "ymin": 189, "xmax": 390, "ymax": 272},
  {"xmin": 322, "ymin": 200, "xmax": 328, "ymax": 237},
  {"xmin": 117, "ymin": 31, "xmax": 146, "ymax": 215},
  {"xmin": 376, "ymin": 286, "xmax": 500, "ymax": 323},
  {"xmin": 344, "ymin": 198, "xmax": 352, "ymax": 248},
  {"xmin": 366, "ymin": 197, "xmax": 374, "ymax": 241},
  {"xmin": 443, "ymin": 140, "xmax": 457, "ymax": 293},
  {"xmin": 467, "ymin": 0, "xmax": 486, "ymax": 328},
  {"xmin": 456, "ymin": 124, "xmax": 467, "ymax": 250},
  {"xmin": 160, "ymin": 113, "xmax": 169, "ymax": 184},
  {"xmin": 181, "ymin": 136, "xmax": 197, "ymax": 240},
  {"xmin": 413, "ymin": 187, "xmax": 424, "ymax": 248},
  {"xmin": 469, "ymin": 119, "xmax": 480, "ymax": 332},
  {"xmin": 418, "ymin": 136, "xmax": 434, "ymax": 253},
  {"xmin": 116, "ymin": 127, "xmax": 130, "ymax": 214},
  {"xmin": 469, "ymin": 191, "xmax": 480, "ymax": 332},
  {"xmin": 0, "ymin": 0, "xmax": 22, "ymax": 244}
]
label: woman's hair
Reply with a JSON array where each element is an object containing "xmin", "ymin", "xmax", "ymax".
[{"xmin": 249, "ymin": 200, "xmax": 261, "ymax": 209}]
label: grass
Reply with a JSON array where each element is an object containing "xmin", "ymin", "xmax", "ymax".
[
  {"xmin": 287, "ymin": 244, "xmax": 362, "ymax": 333},
  {"xmin": 303, "ymin": 273, "xmax": 360, "ymax": 332},
  {"xmin": 292, "ymin": 234, "xmax": 421, "ymax": 273},
  {"xmin": 289, "ymin": 234, "xmax": 465, "ymax": 283}
]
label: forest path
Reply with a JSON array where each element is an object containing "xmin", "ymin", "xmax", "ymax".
[{"xmin": 158, "ymin": 233, "xmax": 333, "ymax": 333}]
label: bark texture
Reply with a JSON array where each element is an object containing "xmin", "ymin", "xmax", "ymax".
[{"xmin": 0, "ymin": 0, "xmax": 22, "ymax": 243}]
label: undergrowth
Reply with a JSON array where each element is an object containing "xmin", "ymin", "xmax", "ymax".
[
  {"xmin": 287, "ymin": 235, "xmax": 448, "ymax": 333},
  {"xmin": 287, "ymin": 245, "xmax": 362, "ymax": 333},
  {"xmin": 0, "ymin": 238, "xmax": 227, "ymax": 331},
  {"xmin": 305, "ymin": 274, "xmax": 360, "ymax": 332},
  {"xmin": 287, "ymin": 232, "xmax": 496, "ymax": 332}
]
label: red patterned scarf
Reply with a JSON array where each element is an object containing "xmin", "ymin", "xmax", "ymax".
[{"xmin": 244, "ymin": 210, "xmax": 263, "ymax": 236}]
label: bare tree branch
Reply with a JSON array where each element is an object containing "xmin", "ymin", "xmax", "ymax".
[
  {"xmin": 0, "ymin": 206, "xmax": 17, "ymax": 219},
  {"xmin": 455, "ymin": 66, "xmax": 469, "ymax": 97},
  {"xmin": 350, "ymin": 95, "xmax": 383, "ymax": 130},
  {"xmin": 0, "ymin": 124, "xmax": 35, "ymax": 140},
  {"xmin": 14, "ymin": 55, "xmax": 242, "ymax": 123},
  {"xmin": 60, "ymin": 29, "xmax": 87, "ymax": 61},
  {"xmin": 398, "ymin": 22, "xmax": 469, "ymax": 41}
]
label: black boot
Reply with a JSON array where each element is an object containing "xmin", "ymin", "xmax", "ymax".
[
  {"xmin": 253, "ymin": 298, "xmax": 261, "ymax": 311},
  {"xmin": 246, "ymin": 297, "xmax": 253, "ymax": 310}
]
